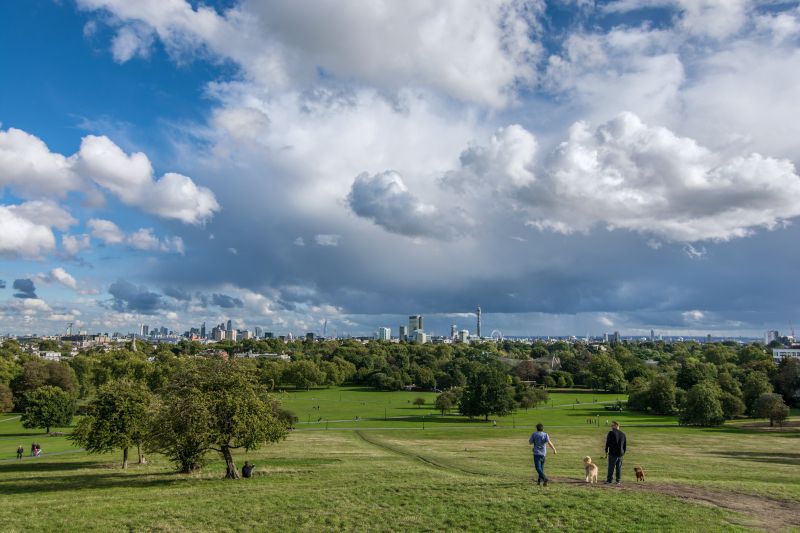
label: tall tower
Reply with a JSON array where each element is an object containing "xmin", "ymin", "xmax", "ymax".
[{"xmin": 476, "ymin": 306, "xmax": 482, "ymax": 338}]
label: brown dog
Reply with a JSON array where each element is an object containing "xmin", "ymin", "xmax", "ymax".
[
  {"xmin": 634, "ymin": 466, "xmax": 645, "ymax": 482},
  {"xmin": 583, "ymin": 456, "xmax": 598, "ymax": 484}
]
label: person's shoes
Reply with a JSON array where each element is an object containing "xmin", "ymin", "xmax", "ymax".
[
  {"xmin": 604, "ymin": 481, "xmax": 612, "ymax": 484},
  {"xmin": 616, "ymin": 481, "xmax": 621, "ymax": 486}
]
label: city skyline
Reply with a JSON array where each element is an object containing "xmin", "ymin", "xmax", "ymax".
[{"xmin": 2, "ymin": 2, "xmax": 800, "ymax": 338}]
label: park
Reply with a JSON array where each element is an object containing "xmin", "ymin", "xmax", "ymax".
[{"xmin": 1, "ymin": 382, "xmax": 799, "ymax": 532}]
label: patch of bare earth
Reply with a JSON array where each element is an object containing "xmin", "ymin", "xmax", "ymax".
[{"xmin": 558, "ymin": 477, "xmax": 800, "ymax": 531}]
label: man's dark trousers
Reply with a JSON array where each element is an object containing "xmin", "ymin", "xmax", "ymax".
[{"xmin": 607, "ymin": 455, "xmax": 623, "ymax": 483}]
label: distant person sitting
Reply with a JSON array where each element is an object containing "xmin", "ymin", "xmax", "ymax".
[{"xmin": 242, "ymin": 461, "xmax": 255, "ymax": 478}]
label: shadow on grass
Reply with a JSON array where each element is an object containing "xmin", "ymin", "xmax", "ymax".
[
  {"xmin": 0, "ymin": 470, "xmax": 184, "ymax": 495},
  {"xmin": 705, "ymin": 450, "xmax": 800, "ymax": 466}
]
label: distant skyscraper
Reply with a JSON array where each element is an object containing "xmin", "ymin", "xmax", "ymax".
[
  {"xmin": 200, "ymin": 322, "xmax": 206, "ymax": 339},
  {"xmin": 476, "ymin": 306, "xmax": 481, "ymax": 338},
  {"xmin": 450, "ymin": 324, "xmax": 458, "ymax": 339},
  {"xmin": 226, "ymin": 319, "xmax": 233, "ymax": 332},
  {"xmin": 765, "ymin": 330, "xmax": 780, "ymax": 344},
  {"xmin": 650, "ymin": 329, "xmax": 655, "ymax": 342},
  {"xmin": 613, "ymin": 331, "xmax": 621, "ymax": 344},
  {"xmin": 603, "ymin": 332, "xmax": 609, "ymax": 343},
  {"xmin": 306, "ymin": 332, "xmax": 315, "ymax": 342},
  {"xmin": 409, "ymin": 315, "xmax": 423, "ymax": 333},
  {"xmin": 706, "ymin": 333, "xmax": 712, "ymax": 343},
  {"xmin": 458, "ymin": 329, "xmax": 469, "ymax": 343},
  {"xmin": 377, "ymin": 327, "xmax": 391, "ymax": 341},
  {"xmin": 142, "ymin": 325, "xmax": 149, "ymax": 336},
  {"xmin": 398, "ymin": 325, "xmax": 408, "ymax": 341},
  {"xmin": 255, "ymin": 326, "xmax": 263, "ymax": 338}
]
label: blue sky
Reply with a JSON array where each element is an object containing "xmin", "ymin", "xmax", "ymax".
[{"xmin": 1, "ymin": 0, "xmax": 799, "ymax": 338}]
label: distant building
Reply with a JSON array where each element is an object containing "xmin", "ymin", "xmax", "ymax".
[
  {"xmin": 41, "ymin": 351, "xmax": 61, "ymax": 361},
  {"xmin": 476, "ymin": 306, "xmax": 481, "ymax": 338},
  {"xmin": 450, "ymin": 324, "xmax": 458, "ymax": 339},
  {"xmin": 398, "ymin": 325, "xmax": 408, "ymax": 342},
  {"xmin": 213, "ymin": 328, "xmax": 226, "ymax": 341},
  {"xmin": 603, "ymin": 333, "xmax": 609, "ymax": 343},
  {"xmin": 141, "ymin": 325, "xmax": 149, "ymax": 336},
  {"xmin": 200, "ymin": 322, "xmax": 206, "ymax": 339},
  {"xmin": 613, "ymin": 331, "xmax": 621, "ymax": 344},
  {"xmin": 414, "ymin": 330, "xmax": 428, "ymax": 344},
  {"xmin": 265, "ymin": 332, "xmax": 274, "ymax": 339},
  {"xmin": 228, "ymin": 329, "xmax": 238, "ymax": 342},
  {"xmin": 255, "ymin": 327, "xmax": 263, "ymax": 338},
  {"xmin": 409, "ymin": 315, "xmax": 423, "ymax": 333},
  {"xmin": 650, "ymin": 329, "xmax": 655, "ymax": 342},
  {"xmin": 305, "ymin": 332, "xmax": 315, "ymax": 342},
  {"xmin": 458, "ymin": 329, "xmax": 469, "ymax": 343},
  {"xmin": 377, "ymin": 327, "xmax": 391, "ymax": 341},
  {"xmin": 772, "ymin": 348, "xmax": 800, "ymax": 362},
  {"xmin": 706, "ymin": 334, "xmax": 712, "ymax": 343},
  {"xmin": 226, "ymin": 319, "xmax": 233, "ymax": 332},
  {"xmin": 765, "ymin": 330, "xmax": 780, "ymax": 344}
]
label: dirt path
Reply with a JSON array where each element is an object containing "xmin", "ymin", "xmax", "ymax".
[{"xmin": 555, "ymin": 477, "xmax": 800, "ymax": 532}]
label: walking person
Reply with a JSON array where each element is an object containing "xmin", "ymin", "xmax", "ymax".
[
  {"xmin": 528, "ymin": 423, "xmax": 557, "ymax": 486},
  {"xmin": 16, "ymin": 445, "xmax": 24, "ymax": 460},
  {"xmin": 605, "ymin": 421, "xmax": 627, "ymax": 485}
]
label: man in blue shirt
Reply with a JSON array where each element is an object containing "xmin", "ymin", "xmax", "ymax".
[{"xmin": 528, "ymin": 423, "xmax": 558, "ymax": 486}]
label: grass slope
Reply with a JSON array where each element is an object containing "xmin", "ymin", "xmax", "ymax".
[{"xmin": 0, "ymin": 388, "xmax": 798, "ymax": 532}]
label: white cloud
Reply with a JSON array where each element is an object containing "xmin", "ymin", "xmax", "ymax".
[
  {"xmin": 6, "ymin": 200, "xmax": 77, "ymax": 231},
  {"xmin": 127, "ymin": 228, "xmax": 185, "ymax": 254},
  {"xmin": 314, "ymin": 234, "xmax": 341, "ymax": 247},
  {"xmin": 76, "ymin": 135, "xmax": 220, "ymax": 224},
  {"xmin": 0, "ymin": 206, "xmax": 57, "ymax": 258},
  {"xmin": 518, "ymin": 112, "xmax": 800, "ymax": 242},
  {"xmin": 598, "ymin": 315, "xmax": 615, "ymax": 327},
  {"xmin": 293, "ymin": 237, "xmax": 305, "ymax": 246},
  {"xmin": 682, "ymin": 309, "xmax": 705, "ymax": 322},
  {"xmin": 77, "ymin": 0, "xmax": 545, "ymax": 107},
  {"xmin": 62, "ymin": 233, "xmax": 91, "ymax": 256},
  {"xmin": 39, "ymin": 267, "xmax": 78, "ymax": 290},
  {"xmin": 111, "ymin": 24, "xmax": 154, "ymax": 62},
  {"xmin": 0, "ymin": 127, "xmax": 79, "ymax": 198},
  {"xmin": 88, "ymin": 218, "xmax": 125, "ymax": 244}
]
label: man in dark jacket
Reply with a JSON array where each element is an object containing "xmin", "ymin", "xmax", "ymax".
[{"xmin": 604, "ymin": 421, "xmax": 627, "ymax": 485}]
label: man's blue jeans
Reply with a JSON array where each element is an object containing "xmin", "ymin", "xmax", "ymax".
[
  {"xmin": 533, "ymin": 454, "xmax": 547, "ymax": 482},
  {"xmin": 607, "ymin": 455, "xmax": 623, "ymax": 482}
]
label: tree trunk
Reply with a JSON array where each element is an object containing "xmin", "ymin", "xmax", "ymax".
[
  {"xmin": 137, "ymin": 444, "xmax": 147, "ymax": 464},
  {"xmin": 122, "ymin": 447, "xmax": 129, "ymax": 469},
  {"xmin": 769, "ymin": 418, "xmax": 774, "ymax": 427},
  {"xmin": 222, "ymin": 446, "xmax": 240, "ymax": 479},
  {"xmin": 46, "ymin": 426, "xmax": 50, "ymax": 434}
]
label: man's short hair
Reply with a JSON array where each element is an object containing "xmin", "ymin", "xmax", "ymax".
[
  {"xmin": 536, "ymin": 423, "xmax": 544, "ymax": 431},
  {"xmin": 611, "ymin": 421, "xmax": 619, "ymax": 427}
]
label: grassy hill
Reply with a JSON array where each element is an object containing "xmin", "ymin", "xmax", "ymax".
[{"xmin": 1, "ymin": 388, "xmax": 798, "ymax": 532}]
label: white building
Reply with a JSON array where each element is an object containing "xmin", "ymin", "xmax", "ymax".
[
  {"xmin": 772, "ymin": 348, "xmax": 800, "ymax": 363},
  {"xmin": 413, "ymin": 330, "xmax": 427, "ymax": 344},
  {"xmin": 458, "ymin": 329, "xmax": 470, "ymax": 343},
  {"xmin": 41, "ymin": 351, "xmax": 61, "ymax": 361},
  {"xmin": 377, "ymin": 327, "xmax": 391, "ymax": 341}
]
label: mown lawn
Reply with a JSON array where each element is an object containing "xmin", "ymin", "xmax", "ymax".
[{"xmin": 0, "ymin": 388, "xmax": 798, "ymax": 532}]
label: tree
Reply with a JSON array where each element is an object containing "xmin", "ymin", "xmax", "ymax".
[
  {"xmin": 70, "ymin": 379, "xmax": 154, "ymax": 468},
  {"xmin": 0, "ymin": 383, "xmax": 13, "ymax": 412},
  {"xmin": 11, "ymin": 360, "xmax": 77, "ymax": 409},
  {"xmin": 149, "ymin": 359, "xmax": 289, "ymax": 478},
  {"xmin": 586, "ymin": 355, "xmax": 627, "ymax": 393},
  {"xmin": 719, "ymin": 391, "xmax": 745, "ymax": 419},
  {"xmin": 413, "ymin": 397, "xmax": 426, "ymax": 408},
  {"xmin": 676, "ymin": 360, "xmax": 717, "ymax": 390},
  {"xmin": 285, "ymin": 360, "xmax": 325, "ymax": 390},
  {"xmin": 679, "ymin": 382, "xmax": 724, "ymax": 427},
  {"xmin": 753, "ymin": 393, "xmax": 790, "ymax": 427},
  {"xmin": 647, "ymin": 375, "xmax": 677, "ymax": 415},
  {"xmin": 21, "ymin": 385, "xmax": 75, "ymax": 433},
  {"xmin": 459, "ymin": 365, "xmax": 516, "ymax": 421},
  {"xmin": 434, "ymin": 394, "xmax": 453, "ymax": 414},
  {"xmin": 742, "ymin": 372, "xmax": 773, "ymax": 414},
  {"xmin": 775, "ymin": 358, "xmax": 800, "ymax": 406}
]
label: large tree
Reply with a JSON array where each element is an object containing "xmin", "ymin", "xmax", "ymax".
[
  {"xmin": 742, "ymin": 372, "xmax": 773, "ymax": 414},
  {"xmin": 459, "ymin": 365, "xmax": 516, "ymax": 421},
  {"xmin": 775, "ymin": 358, "xmax": 800, "ymax": 406},
  {"xmin": 149, "ymin": 358, "xmax": 289, "ymax": 478},
  {"xmin": 70, "ymin": 379, "xmax": 154, "ymax": 468},
  {"xmin": 586, "ymin": 355, "xmax": 627, "ymax": 393},
  {"xmin": 679, "ymin": 382, "xmax": 725, "ymax": 427},
  {"xmin": 21, "ymin": 385, "xmax": 75, "ymax": 433},
  {"xmin": 753, "ymin": 393, "xmax": 790, "ymax": 427}
]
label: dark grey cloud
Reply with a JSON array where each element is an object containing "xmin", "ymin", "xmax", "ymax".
[
  {"xmin": 347, "ymin": 171, "xmax": 466, "ymax": 239},
  {"xmin": 109, "ymin": 279, "xmax": 165, "ymax": 314},
  {"xmin": 12, "ymin": 278, "xmax": 37, "ymax": 299},
  {"xmin": 163, "ymin": 286, "xmax": 191, "ymax": 301},
  {"xmin": 212, "ymin": 293, "xmax": 244, "ymax": 308}
]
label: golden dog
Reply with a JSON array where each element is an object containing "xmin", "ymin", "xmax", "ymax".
[
  {"xmin": 583, "ymin": 456, "xmax": 598, "ymax": 484},
  {"xmin": 634, "ymin": 466, "xmax": 645, "ymax": 482}
]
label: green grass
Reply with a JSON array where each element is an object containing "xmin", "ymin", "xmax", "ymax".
[{"xmin": 1, "ymin": 388, "xmax": 798, "ymax": 532}]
